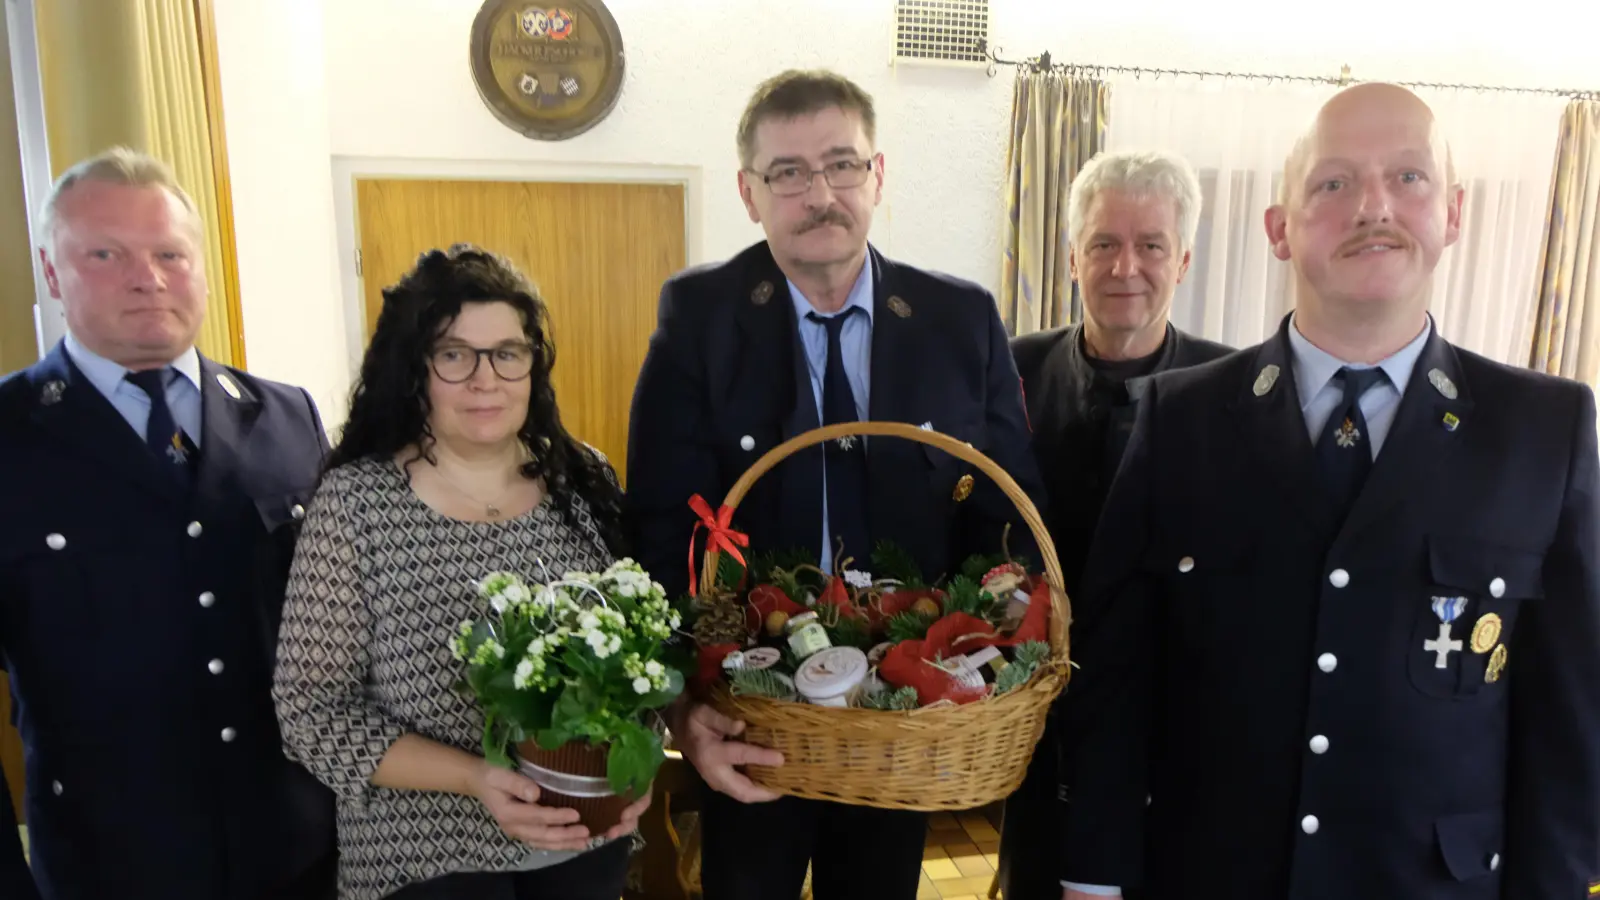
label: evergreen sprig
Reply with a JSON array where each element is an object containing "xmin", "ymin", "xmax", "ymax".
[
  {"xmin": 870, "ymin": 541, "xmax": 925, "ymax": 587},
  {"xmin": 859, "ymin": 685, "xmax": 920, "ymax": 710},
  {"xmin": 730, "ymin": 667, "xmax": 793, "ymax": 700},
  {"xmin": 825, "ymin": 615, "xmax": 874, "ymax": 650},
  {"xmin": 887, "ymin": 610, "xmax": 938, "ymax": 643},
  {"xmin": 942, "ymin": 575, "xmax": 990, "ymax": 618},
  {"xmin": 996, "ymin": 641, "xmax": 1052, "ymax": 694}
]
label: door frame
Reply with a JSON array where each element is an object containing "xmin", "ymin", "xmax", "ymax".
[{"xmin": 330, "ymin": 156, "xmax": 704, "ymax": 379}]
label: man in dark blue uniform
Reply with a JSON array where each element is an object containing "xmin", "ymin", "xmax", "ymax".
[
  {"xmin": 1060, "ymin": 83, "xmax": 1600, "ymax": 900},
  {"xmin": 0, "ymin": 148, "xmax": 336, "ymax": 900},
  {"xmin": 1002, "ymin": 149, "xmax": 1231, "ymax": 899},
  {"xmin": 626, "ymin": 70, "xmax": 1045, "ymax": 900}
]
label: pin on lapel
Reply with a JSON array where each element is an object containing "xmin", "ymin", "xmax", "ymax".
[
  {"xmin": 39, "ymin": 380, "xmax": 66, "ymax": 406},
  {"xmin": 1429, "ymin": 368, "xmax": 1458, "ymax": 400},
  {"xmin": 918, "ymin": 421, "xmax": 933, "ymax": 431},
  {"xmin": 887, "ymin": 295, "xmax": 912, "ymax": 319},
  {"xmin": 750, "ymin": 281, "xmax": 773, "ymax": 306},
  {"xmin": 1442, "ymin": 412, "xmax": 1461, "ymax": 432},
  {"xmin": 216, "ymin": 372, "xmax": 243, "ymax": 400},
  {"xmin": 952, "ymin": 473, "xmax": 974, "ymax": 502},
  {"xmin": 1252, "ymin": 364, "xmax": 1280, "ymax": 397}
]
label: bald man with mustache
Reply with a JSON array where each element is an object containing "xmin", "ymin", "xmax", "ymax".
[{"xmin": 1056, "ymin": 83, "xmax": 1600, "ymax": 900}]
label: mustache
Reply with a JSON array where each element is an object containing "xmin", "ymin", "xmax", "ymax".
[
  {"xmin": 797, "ymin": 210, "xmax": 853, "ymax": 233},
  {"xmin": 1338, "ymin": 229, "xmax": 1410, "ymax": 255}
]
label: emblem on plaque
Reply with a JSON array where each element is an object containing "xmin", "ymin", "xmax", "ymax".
[{"xmin": 471, "ymin": 1, "xmax": 626, "ymax": 140}]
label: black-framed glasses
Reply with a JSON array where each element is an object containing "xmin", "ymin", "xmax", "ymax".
[
  {"xmin": 429, "ymin": 343, "xmax": 536, "ymax": 383},
  {"xmin": 750, "ymin": 158, "xmax": 874, "ymax": 197}
]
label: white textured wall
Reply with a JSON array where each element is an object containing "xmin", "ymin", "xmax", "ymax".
[{"xmin": 216, "ymin": 0, "xmax": 1600, "ymax": 422}]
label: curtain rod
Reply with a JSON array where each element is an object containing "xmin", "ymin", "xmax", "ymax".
[{"xmin": 977, "ymin": 41, "xmax": 1599, "ymax": 101}]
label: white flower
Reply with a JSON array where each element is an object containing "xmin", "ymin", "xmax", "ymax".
[
  {"xmin": 533, "ymin": 587, "xmax": 557, "ymax": 609},
  {"xmin": 844, "ymin": 570, "xmax": 873, "ymax": 589},
  {"xmin": 586, "ymin": 630, "xmax": 607, "ymax": 650},
  {"xmin": 669, "ymin": 613, "xmax": 682, "ymax": 630},
  {"xmin": 645, "ymin": 660, "xmax": 664, "ymax": 678},
  {"xmin": 514, "ymin": 659, "xmax": 536, "ymax": 689},
  {"xmin": 632, "ymin": 676, "xmax": 651, "ymax": 695},
  {"xmin": 608, "ymin": 635, "xmax": 622, "ymax": 655},
  {"xmin": 580, "ymin": 612, "xmax": 600, "ymax": 632},
  {"xmin": 501, "ymin": 583, "xmax": 530, "ymax": 606},
  {"xmin": 528, "ymin": 637, "xmax": 547, "ymax": 658},
  {"xmin": 489, "ymin": 593, "xmax": 510, "ymax": 615}
]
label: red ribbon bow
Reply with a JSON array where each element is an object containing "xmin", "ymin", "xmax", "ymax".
[{"xmin": 688, "ymin": 494, "xmax": 749, "ymax": 596}]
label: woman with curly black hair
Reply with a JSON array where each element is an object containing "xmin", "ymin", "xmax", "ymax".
[{"xmin": 272, "ymin": 244, "xmax": 646, "ymax": 899}]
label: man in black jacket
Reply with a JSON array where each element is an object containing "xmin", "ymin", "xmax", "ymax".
[
  {"xmin": 626, "ymin": 70, "xmax": 1045, "ymax": 900},
  {"xmin": 1061, "ymin": 83, "xmax": 1600, "ymax": 900},
  {"xmin": 1002, "ymin": 149, "xmax": 1230, "ymax": 899}
]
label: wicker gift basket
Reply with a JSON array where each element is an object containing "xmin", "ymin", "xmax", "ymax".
[{"xmin": 694, "ymin": 420, "xmax": 1071, "ymax": 811}]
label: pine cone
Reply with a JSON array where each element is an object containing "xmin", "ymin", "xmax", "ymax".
[{"xmin": 693, "ymin": 594, "xmax": 747, "ymax": 647}]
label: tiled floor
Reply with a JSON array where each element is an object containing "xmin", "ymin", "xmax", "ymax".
[{"xmin": 918, "ymin": 804, "xmax": 1003, "ymax": 900}]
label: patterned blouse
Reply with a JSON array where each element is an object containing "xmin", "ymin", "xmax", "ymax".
[{"xmin": 273, "ymin": 455, "xmax": 616, "ymax": 900}]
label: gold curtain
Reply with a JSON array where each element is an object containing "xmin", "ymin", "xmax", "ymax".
[
  {"xmin": 1528, "ymin": 99, "xmax": 1600, "ymax": 385},
  {"xmin": 998, "ymin": 71, "xmax": 1109, "ymax": 336},
  {"xmin": 36, "ymin": 0, "xmax": 244, "ymax": 366}
]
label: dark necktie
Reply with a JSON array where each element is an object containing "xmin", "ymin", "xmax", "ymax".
[
  {"xmin": 1314, "ymin": 366, "xmax": 1388, "ymax": 520},
  {"xmin": 807, "ymin": 308, "xmax": 869, "ymax": 568},
  {"xmin": 125, "ymin": 368, "xmax": 194, "ymax": 485}
]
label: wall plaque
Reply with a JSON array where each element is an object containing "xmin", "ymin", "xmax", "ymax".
[{"xmin": 469, "ymin": 2, "xmax": 626, "ymax": 140}]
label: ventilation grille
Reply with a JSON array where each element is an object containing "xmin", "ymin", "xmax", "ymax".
[{"xmin": 893, "ymin": 0, "xmax": 988, "ymax": 65}]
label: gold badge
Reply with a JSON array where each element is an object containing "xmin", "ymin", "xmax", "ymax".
[
  {"xmin": 1442, "ymin": 412, "xmax": 1460, "ymax": 432},
  {"xmin": 952, "ymin": 474, "xmax": 974, "ymax": 502},
  {"xmin": 750, "ymin": 281, "xmax": 773, "ymax": 306},
  {"xmin": 887, "ymin": 295, "xmax": 912, "ymax": 318},
  {"xmin": 1252, "ymin": 364, "xmax": 1280, "ymax": 397},
  {"xmin": 1485, "ymin": 644, "xmax": 1508, "ymax": 683},
  {"xmin": 216, "ymin": 372, "xmax": 243, "ymax": 400},
  {"xmin": 1470, "ymin": 613, "xmax": 1502, "ymax": 654},
  {"xmin": 1429, "ymin": 368, "xmax": 1458, "ymax": 400}
]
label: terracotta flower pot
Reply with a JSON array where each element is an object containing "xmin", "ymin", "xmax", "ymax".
[{"xmin": 515, "ymin": 739, "xmax": 635, "ymax": 835}]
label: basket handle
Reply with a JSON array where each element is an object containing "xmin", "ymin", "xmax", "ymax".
[{"xmin": 697, "ymin": 420, "xmax": 1071, "ymax": 661}]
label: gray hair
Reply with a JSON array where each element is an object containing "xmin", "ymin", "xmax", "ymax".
[
  {"xmin": 37, "ymin": 146, "xmax": 201, "ymax": 249},
  {"xmin": 1068, "ymin": 149, "xmax": 1203, "ymax": 251}
]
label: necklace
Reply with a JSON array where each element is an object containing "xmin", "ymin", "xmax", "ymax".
[{"xmin": 431, "ymin": 463, "xmax": 520, "ymax": 519}]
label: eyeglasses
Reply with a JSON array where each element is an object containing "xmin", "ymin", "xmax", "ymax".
[
  {"xmin": 749, "ymin": 158, "xmax": 874, "ymax": 197},
  {"xmin": 429, "ymin": 343, "xmax": 536, "ymax": 383}
]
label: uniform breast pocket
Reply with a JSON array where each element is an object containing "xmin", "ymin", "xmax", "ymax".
[
  {"xmin": 919, "ymin": 417, "xmax": 984, "ymax": 501},
  {"xmin": 1409, "ymin": 535, "xmax": 1543, "ymax": 699}
]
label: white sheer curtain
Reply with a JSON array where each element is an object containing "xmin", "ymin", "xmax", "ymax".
[{"xmin": 1104, "ymin": 77, "xmax": 1566, "ymax": 364}]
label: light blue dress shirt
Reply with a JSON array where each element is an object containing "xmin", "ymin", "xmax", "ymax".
[
  {"xmin": 788, "ymin": 261, "xmax": 874, "ymax": 574},
  {"xmin": 1288, "ymin": 314, "xmax": 1431, "ymax": 459},
  {"xmin": 1062, "ymin": 315, "xmax": 1435, "ymax": 897},
  {"xmin": 63, "ymin": 332, "xmax": 204, "ymax": 448}
]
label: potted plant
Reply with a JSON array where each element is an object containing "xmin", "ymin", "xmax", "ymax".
[{"xmin": 451, "ymin": 558, "xmax": 688, "ymax": 832}]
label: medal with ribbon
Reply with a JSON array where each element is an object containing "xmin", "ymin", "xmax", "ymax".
[{"xmin": 1424, "ymin": 596, "xmax": 1467, "ymax": 669}]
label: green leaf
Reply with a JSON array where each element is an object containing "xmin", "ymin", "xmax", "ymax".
[
  {"xmin": 825, "ymin": 615, "xmax": 873, "ymax": 650},
  {"xmin": 606, "ymin": 721, "xmax": 664, "ymax": 798},
  {"xmin": 870, "ymin": 540, "xmax": 925, "ymax": 587},
  {"xmin": 960, "ymin": 554, "xmax": 1006, "ymax": 583},
  {"xmin": 886, "ymin": 610, "xmax": 938, "ymax": 643},
  {"xmin": 996, "ymin": 640, "xmax": 1052, "ymax": 694},
  {"xmin": 859, "ymin": 685, "xmax": 920, "ymax": 710},
  {"xmin": 943, "ymin": 575, "xmax": 989, "ymax": 617},
  {"xmin": 481, "ymin": 711, "xmax": 513, "ymax": 768},
  {"xmin": 715, "ymin": 553, "xmax": 747, "ymax": 591},
  {"xmin": 730, "ymin": 667, "xmax": 793, "ymax": 699}
]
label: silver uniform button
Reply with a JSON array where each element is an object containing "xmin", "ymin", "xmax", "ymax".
[
  {"xmin": 1177, "ymin": 556, "xmax": 1195, "ymax": 573},
  {"xmin": 1309, "ymin": 735, "xmax": 1329, "ymax": 754},
  {"xmin": 208, "ymin": 659, "xmax": 225, "ymax": 675},
  {"xmin": 1328, "ymin": 568, "xmax": 1350, "ymax": 588},
  {"xmin": 187, "ymin": 521, "xmax": 203, "ymax": 538},
  {"xmin": 199, "ymin": 591, "xmax": 216, "ymax": 608},
  {"xmin": 739, "ymin": 435, "xmax": 755, "ymax": 452},
  {"xmin": 1489, "ymin": 577, "xmax": 1506, "ymax": 598},
  {"xmin": 291, "ymin": 504, "xmax": 306, "ymax": 521},
  {"xmin": 45, "ymin": 533, "xmax": 66, "ymax": 550},
  {"xmin": 1489, "ymin": 853, "xmax": 1500, "ymax": 871},
  {"xmin": 1301, "ymin": 814, "xmax": 1320, "ymax": 834},
  {"xmin": 220, "ymin": 727, "xmax": 237, "ymax": 743},
  {"xmin": 51, "ymin": 780, "xmax": 63, "ymax": 796},
  {"xmin": 1318, "ymin": 653, "xmax": 1338, "ymax": 673}
]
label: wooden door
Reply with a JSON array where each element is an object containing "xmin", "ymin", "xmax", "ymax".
[{"xmin": 354, "ymin": 179, "xmax": 685, "ymax": 486}]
